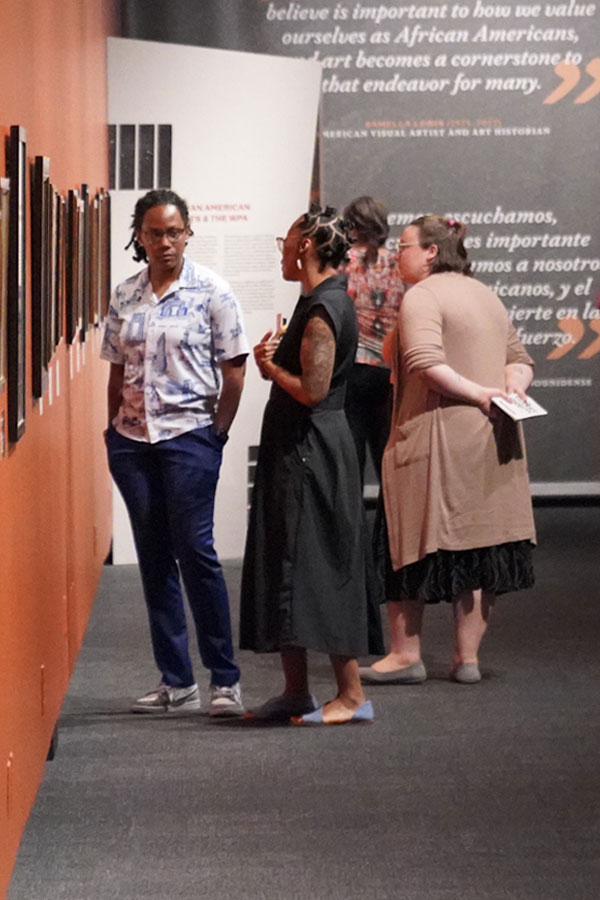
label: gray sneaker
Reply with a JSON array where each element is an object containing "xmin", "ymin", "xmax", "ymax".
[
  {"xmin": 207, "ymin": 682, "xmax": 245, "ymax": 717},
  {"xmin": 131, "ymin": 682, "xmax": 201, "ymax": 714}
]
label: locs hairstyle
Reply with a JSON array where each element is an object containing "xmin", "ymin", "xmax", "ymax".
[
  {"xmin": 344, "ymin": 196, "xmax": 389, "ymax": 250},
  {"xmin": 411, "ymin": 215, "xmax": 472, "ymax": 277},
  {"xmin": 298, "ymin": 203, "xmax": 353, "ymax": 272},
  {"xmin": 125, "ymin": 189, "xmax": 194, "ymax": 263}
]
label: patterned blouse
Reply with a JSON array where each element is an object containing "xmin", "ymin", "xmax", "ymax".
[
  {"xmin": 341, "ymin": 246, "xmax": 404, "ymax": 367},
  {"xmin": 100, "ymin": 257, "xmax": 249, "ymax": 443}
]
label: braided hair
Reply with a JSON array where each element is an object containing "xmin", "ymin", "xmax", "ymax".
[
  {"xmin": 411, "ymin": 215, "xmax": 472, "ymax": 277},
  {"xmin": 298, "ymin": 203, "xmax": 352, "ymax": 272},
  {"xmin": 125, "ymin": 189, "xmax": 193, "ymax": 263}
]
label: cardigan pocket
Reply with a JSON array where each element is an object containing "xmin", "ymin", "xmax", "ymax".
[{"xmin": 393, "ymin": 415, "xmax": 430, "ymax": 469}]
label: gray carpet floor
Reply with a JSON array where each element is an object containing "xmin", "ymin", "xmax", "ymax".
[{"xmin": 9, "ymin": 505, "xmax": 600, "ymax": 900}]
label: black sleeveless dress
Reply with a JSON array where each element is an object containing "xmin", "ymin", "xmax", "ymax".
[{"xmin": 240, "ymin": 274, "xmax": 383, "ymax": 657}]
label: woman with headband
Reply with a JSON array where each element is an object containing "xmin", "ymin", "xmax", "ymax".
[
  {"xmin": 360, "ymin": 215, "xmax": 536, "ymax": 687},
  {"xmin": 240, "ymin": 205, "xmax": 383, "ymax": 725}
]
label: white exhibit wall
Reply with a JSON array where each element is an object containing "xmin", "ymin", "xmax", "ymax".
[{"xmin": 107, "ymin": 37, "xmax": 322, "ymax": 562}]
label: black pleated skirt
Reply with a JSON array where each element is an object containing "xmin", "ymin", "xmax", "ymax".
[{"xmin": 384, "ymin": 540, "xmax": 535, "ymax": 604}]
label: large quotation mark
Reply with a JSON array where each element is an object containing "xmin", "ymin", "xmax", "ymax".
[
  {"xmin": 543, "ymin": 61, "xmax": 580, "ymax": 104},
  {"xmin": 543, "ymin": 59, "xmax": 600, "ymax": 104},
  {"xmin": 546, "ymin": 317, "xmax": 584, "ymax": 359},
  {"xmin": 577, "ymin": 320, "xmax": 600, "ymax": 359},
  {"xmin": 575, "ymin": 59, "xmax": 600, "ymax": 104},
  {"xmin": 546, "ymin": 317, "xmax": 600, "ymax": 359}
]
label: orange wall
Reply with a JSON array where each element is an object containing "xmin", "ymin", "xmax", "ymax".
[{"xmin": 0, "ymin": 2, "xmax": 118, "ymax": 895}]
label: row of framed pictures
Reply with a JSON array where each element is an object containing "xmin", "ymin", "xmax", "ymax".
[{"xmin": 0, "ymin": 125, "xmax": 111, "ymax": 444}]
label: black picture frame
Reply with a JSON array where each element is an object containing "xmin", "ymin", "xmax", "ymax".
[
  {"xmin": 55, "ymin": 193, "xmax": 66, "ymax": 347},
  {"xmin": 80, "ymin": 183, "xmax": 90, "ymax": 340},
  {"xmin": 65, "ymin": 188, "xmax": 80, "ymax": 344},
  {"xmin": 100, "ymin": 189, "xmax": 111, "ymax": 319},
  {"xmin": 91, "ymin": 189, "xmax": 111, "ymax": 327},
  {"xmin": 31, "ymin": 155, "xmax": 50, "ymax": 399},
  {"xmin": 7, "ymin": 125, "xmax": 27, "ymax": 443},
  {"xmin": 44, "ymin": 180, "xmax": 54, "ymax": 366},
  {"xmin": 90, "ymin": 192, "xmax": 100, "ymax": 328},
  {"xmin": 0, "ymin": 177, "xmax": 9, "ymax": 395},
  {"xmin": 48, "ymin": 187, "xmax": 58, "ymax": 354}
]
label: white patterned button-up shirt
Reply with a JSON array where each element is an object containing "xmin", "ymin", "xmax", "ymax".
[{"xmin": 100, "ymin": 257, "xmax": 249, "ymax": 443}]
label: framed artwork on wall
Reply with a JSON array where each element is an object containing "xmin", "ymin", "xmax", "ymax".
[
  {"xmin": 66, "ymin": 188, "xmax": 80, "ymax": 344},
  {"xmin": 0, "ymin": 178, "xmax": 9, "ymax": 395},
  {"xmin": 43, "ymin": 180, "xmax": 54, "ymax": 367},
  {"xmin": 48, "ymin": 187, "xmax": 59, "ymax": 355},
  {"xmin": 7, "ymin": 125, "xmax": 27, "ymax": 443},
  {"xmin": 100, "ymin": 189, "xmax": 111, "ymax": 319},
  {"xmin": 31, "ymin": 155, "xmax": 50, "ymax": 398},
  {"xmin": 80, "ymin": 183, "xmax": 90, "ymax": 339},
  {"xmin": 91, "ymin": 189, "xmax": 111, "ymax": 327},
  {"xmin": 90, "ymin": 192, "xmax": 100, "ymax": 328},
  {"xmin": 77, "ymin": 193, "xmax": 85, "ymax": 337},
  {"xmin": 55, "ymin": 193, "xmax": 66, "ymax": 347}
]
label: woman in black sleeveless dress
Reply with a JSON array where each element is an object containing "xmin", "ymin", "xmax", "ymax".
[{"xmin": 240, "ymin": 206, "xmax": 383, "ymax": 725}]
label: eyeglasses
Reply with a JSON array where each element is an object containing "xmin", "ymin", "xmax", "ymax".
[
  {"xmin": 276, "ymin": 236, "xmax": 285, "ymax": 253},
  {"xmin": 141, "ymin": 227, "xmax": 187, "ymax": 244},
  {"xmin": 396, "ymin": 241, "xmax": 421, "ymax": 253}
]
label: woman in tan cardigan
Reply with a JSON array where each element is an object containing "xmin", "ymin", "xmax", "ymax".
[{"xmin": 360, "ymin": 215, "xmax": 536, "ymax": 685}]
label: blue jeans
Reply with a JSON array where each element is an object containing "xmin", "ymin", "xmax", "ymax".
[{"xmin": 106, "ymin": 425, "xmax": 240, "ymax": 688}]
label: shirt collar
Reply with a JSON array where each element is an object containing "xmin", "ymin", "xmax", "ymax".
[
  {"xmin": 137, "ymin": 256, "xmax": 191, "ymax": 303},
  {"xmin": 307, "ymin": 273, "xmax": 348, "ymax": 298}
]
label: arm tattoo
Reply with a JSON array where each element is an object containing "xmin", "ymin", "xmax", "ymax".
[{"xmin": 300, "ymin": 309, "xmax": 335, "ymax": 402}]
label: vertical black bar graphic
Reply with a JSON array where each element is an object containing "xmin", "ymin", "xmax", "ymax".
[
  {"xmin": 108, "ymin": 125, "xmax": 116, "ymax": 190},
  {"xmin": 158, "ymin": 125, "xmax": 172, "ymax": 188},
  {"xmin": 138, "ymin": 125, "xmax": 155, "ymax": 189},
  {"xmin": 119, "ymin": 125, "xmax": 135, "ymax": 190}
]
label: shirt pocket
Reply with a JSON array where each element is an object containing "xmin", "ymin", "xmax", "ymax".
[{"xmin": 122, "ymin": 311, "xmax": 148, "ymax": 346}]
